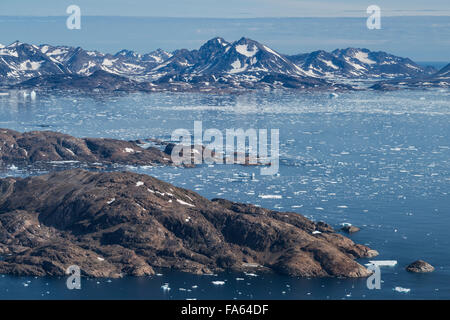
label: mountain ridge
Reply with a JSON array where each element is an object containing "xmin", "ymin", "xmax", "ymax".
[{"xmin": 0, "ymin": 37, "xmax": 447, "ymax": 91}]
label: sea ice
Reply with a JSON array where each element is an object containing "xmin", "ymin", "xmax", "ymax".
[
  {"xmin": 394, "ymin": 287, "xmax": 410, "ymax": 293},
  {"xmin": 259, "ymin": 194, "xmax": 282, "ymax": 199}
]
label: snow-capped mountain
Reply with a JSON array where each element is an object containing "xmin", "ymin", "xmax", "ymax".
[
  {"xmin": 288, "ymin": 48, "xmax": 435, "ymax": 78},
  {"xmin": 42, "ymin": 45, "xmax": 172, "ymax": 79},
  {"xmin": 195, "ymin": 37, "xmax": 306, "ymax": 76},
  {"xmin": 435, "ymin": 63, "xmax": 450, "ymax": 78},
  {"xmin": 371, "ymin": 63, "xmax": 450, "ymax": 90},
  {"xmin": 0, "ymin": 42, "xmax": 174, "ymax": 83},
  {"xmin": 0, "ymin": 41, "xmax": 69, "ymax": 82},
  {"xmin": 153, "ymin": 37, "xmax": 306, "ymax": 79},
  {"xmin": 0, "ymin": 37, "xmax": 445, "ymax": 92}
]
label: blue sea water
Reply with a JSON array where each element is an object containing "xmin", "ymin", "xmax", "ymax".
[{"xmin": 0, "ymin": 88, "xmax": 449, "ymax": 299}]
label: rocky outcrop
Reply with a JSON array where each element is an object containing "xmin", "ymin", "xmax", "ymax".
[
  {"xmin": 0, "ymin": 169, "xmax": 377, "ymax": 278},
  {"xmin": 0, "ymin": 129, "xmax": 172, "ymax": 167},
  {"xmin": 341, "ymin": 225, "xmax": 360, "ymax": 233},
  {"xmin": 406, "ymin": 260, "xmax": 435, "ymax": 273},
  {"xmin": 164, "ymin": 143, "xmax": 269, "ymax": 166}
]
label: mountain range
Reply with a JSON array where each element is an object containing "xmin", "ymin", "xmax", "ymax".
[{"xmin": 0, "ymin": 37, "xmax": 448, "ymax": 92}]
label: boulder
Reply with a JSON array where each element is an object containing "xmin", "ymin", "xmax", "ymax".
[
  {"xmin": 406, "ymin": 260, "xmax": 435, "ymax": 273},
  {"xmin": 341, "ymin": 225, "xmax": 360, "ymax": 233}
]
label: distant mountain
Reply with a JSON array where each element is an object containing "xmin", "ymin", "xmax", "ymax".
[
  {"xmin": 190, "ymin": 37, "xmax": 306, "ymax": 77},
  {"xmin": 0, "ymin": 41, "xmax": 69, "ymax": 82},
  {"xmin": 40, "ymin": 44, "xmax": 172, "ymax": 80},
  {"xmin": 15, "ymin": 70, "xmax": 147, "ymax": 92},
  {"xmin": 0, "ymin": 37, "xmax": 446, "ymax": 92},
  {"xmin": 370, "ymin": 63, "xmax": 450, "ymax": 90},
  {"xmin": 435, "ymin": 63, "xmax": 450, "ymax": 78},
  {"xmin": 288, "ymin": 48, "xmax": 435, "ymax": 79}
]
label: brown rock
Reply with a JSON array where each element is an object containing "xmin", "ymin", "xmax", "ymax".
[
  {"xmin": 341, "ymin": 225, "xmax": 360, "ymax": 233},
  {"xmin": 406, "ymin": 260, "xmax": 435, "ymax": 273},
  {"xmin": 0, "ymin": 128, "xmax": 172, "ymax": 167},
  {"xmin": 0, "ymin": 169, "xmax": 378, "ymax": 278}
]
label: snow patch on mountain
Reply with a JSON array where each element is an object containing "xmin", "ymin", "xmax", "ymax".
[
  {"xmin": 229, "ymin": 59, "xmax": 248, "ymax": 73},
  {"xmin": 236, "ymin": 44, "xmax": 258, "ymax": 57},
  {"xmin": 354, "ymin": 51, "xmax": 376, "ymax": 65}
]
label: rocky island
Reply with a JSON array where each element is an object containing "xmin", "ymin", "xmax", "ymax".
[
  {"xmin": 0, "ymin": 128, "xmax": 173, "ymax": 167},
  {"xmin": 0, "ymin": 169, "xmax": 378, "ymax": 278},
  {"xmin": 406, "ymin": 260, "xmax": 435, "ymax": 273}
]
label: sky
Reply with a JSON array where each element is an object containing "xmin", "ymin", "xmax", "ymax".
[
  {"xmin": 0, "ymin": 0, "xmax": 449, "ymax": 17},
  {"xmin": 0, "ymin": 1, "xmax": 448, "ymax": 62}
]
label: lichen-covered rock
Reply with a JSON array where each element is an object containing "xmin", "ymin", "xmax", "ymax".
[{"xmin": 0, "ymin": 169, "xmax": 377, "ymax": 278}]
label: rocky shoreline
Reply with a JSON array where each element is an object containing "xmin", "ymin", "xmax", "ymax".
[{"xmin": 0, "ymin": 169, "xmax": 378, "ymax": 278}]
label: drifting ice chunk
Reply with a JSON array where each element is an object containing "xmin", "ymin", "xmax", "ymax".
[
  {"xmin": 329, "ymin": 92, "xmax": 339, "ymax": 98},
  {"xmin": 394, "ymin": 287, "xmax": 410, "ymax": 293},
  {"xmin": 212, "ymin": 281, "xmax": 225, "ymax": 285},
  {"xmin": 340, "ymin": 222, "xmax": 352, "ymax": 227},
  {"xmin": 258, "ymin": 194, "xmax": 282, "ymax": 199},
  {"xmin": 244, "ymin": 272, "xmax": 258, "ymax": 277},
  {"xmin": 161, "ymin": 283, "xmax": 171, "ymax": 291}
]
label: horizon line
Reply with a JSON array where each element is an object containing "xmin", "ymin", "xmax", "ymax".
[{"xmin": 1, "ymin": 14, "xmax": 450, "ymax": 19}]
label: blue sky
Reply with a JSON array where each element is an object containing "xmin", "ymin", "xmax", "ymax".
[
  {"xmin": 0, "ymin": 2, "xmax": 448, "ymax": 62},
  {"xmin": 0, "ymin": 0, "xmax": 449, "ymax": 17}
]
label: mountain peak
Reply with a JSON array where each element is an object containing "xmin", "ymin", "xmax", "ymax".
[
  {"xmin": 208, "ymin": 37, "xmax": 229, "ymax": 46},
  {"xmin": 236, "ymin": 37, "xmax": 257, "ymax": 44},
  {"xmin": 200, "ymin": 37, "xmax": 230, "ymax": 51},
  {"xmin": 116, "ymin": 49, "xmax": 139, "ymax": 56},
  {"xmin": 8, "ymin": 40, "xmax": 23, "ymax": 47}
]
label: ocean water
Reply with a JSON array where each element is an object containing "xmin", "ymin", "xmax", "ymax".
[{"xmin": 0, "ymin": 88, "xmax": 449, "ymax": 299}]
